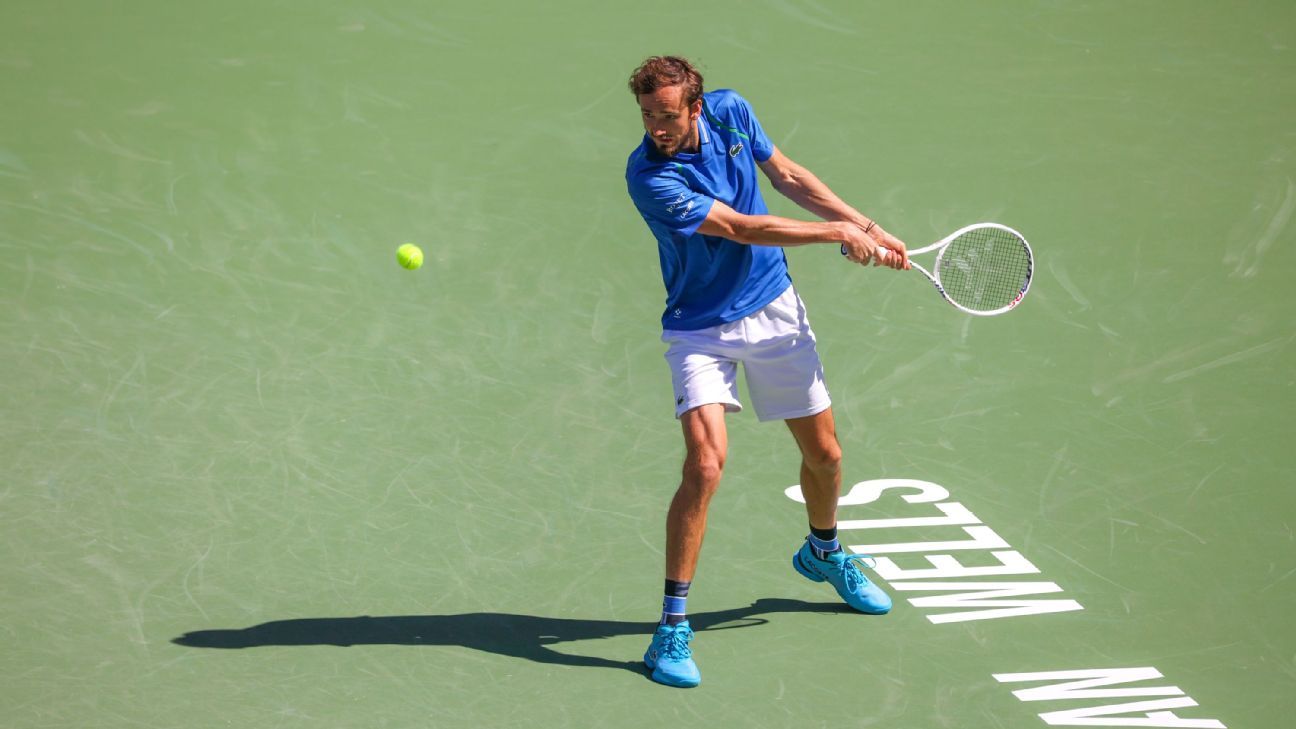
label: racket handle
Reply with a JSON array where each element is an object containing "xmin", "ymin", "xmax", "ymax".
[{"xmin": 840, "ymin": 244, "xmax": 893, "ymax": 261}]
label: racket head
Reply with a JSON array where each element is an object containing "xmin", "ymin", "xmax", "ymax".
[{"xmin": 931, "ymin": 223, "xmax": 1034, "ymax": 316}]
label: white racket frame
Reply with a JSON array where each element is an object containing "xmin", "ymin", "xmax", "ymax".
[{"xmin": 874, "ymin": 222, "xmax": 1034, "ymax": 317}]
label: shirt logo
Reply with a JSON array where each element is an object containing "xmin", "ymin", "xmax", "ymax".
[
  {"xmin": 728, "ymin": 142, "xmax": 743, "ymax": 157},
  {"xmin": 665, "ymin": 193, "xmax": 686, "ymax": 213}
]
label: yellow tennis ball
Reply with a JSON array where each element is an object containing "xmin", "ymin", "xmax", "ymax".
[{"xmin": 396, "ymin": 243, "xmax": 423, "ymax": 270}]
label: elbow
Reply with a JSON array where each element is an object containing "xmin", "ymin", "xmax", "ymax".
[
  {"xmin": 772, "ymin": 167, "xmax": 804, "ymax": 194},
  {"xmin": 723, "ymin": 217, "xmax": 758, "ymax": 244},
  {"xmin": 701, "ymin": 213, "xmax": 755, "ymax": 244},
  {"xmin": 771, "ymin": 177, "xmax": 805, "ymax": 203}
]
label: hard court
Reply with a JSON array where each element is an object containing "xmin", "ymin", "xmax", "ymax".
[{"xmin": 2, "ymin": 1, "xmax": 1293, "ymax": 727}]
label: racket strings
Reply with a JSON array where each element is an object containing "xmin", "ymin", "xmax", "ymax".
[{"xmin": 936, "ymin": 227, "xmax": 1032, "ymax": 312}]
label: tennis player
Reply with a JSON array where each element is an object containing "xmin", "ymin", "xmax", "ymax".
[{"xmin": 625, "ymin": 56, "xmax": 911, "ymax": 688}]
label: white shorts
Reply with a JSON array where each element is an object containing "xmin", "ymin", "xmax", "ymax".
[{"xmin": 662, "ymin": 285, "xmax": 831, "ymax": 422}]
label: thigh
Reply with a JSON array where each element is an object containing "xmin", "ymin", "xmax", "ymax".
[
  {"xmin": 663, "ymin": 329, "xmax": 743, "ymax": 419},
  {"xmin": 679, "ymin": 402, "xmax": 729, "ymax": 463},
  {"xmin": 785, "ymin": 407, "xmax": 840, "ymax": 461},
  {"xmin": 741, "ymin": 288, "xmax": 832, "ymax": 422}
]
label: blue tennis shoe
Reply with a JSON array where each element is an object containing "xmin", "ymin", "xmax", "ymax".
[
  {"xmin": 793, "ymin": 540, "xmax": 892, "ymax": 614},
  {"xmin": 644, "ymin": 620, "xmax": 700, "ymax": 688}
]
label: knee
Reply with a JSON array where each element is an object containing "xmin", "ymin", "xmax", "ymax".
[
  {"xmin": 682, "ymin": 449, "xmax": 725, "ymax": 493},
  {"xmin": 803, "ymin": 441, "xmax": 842, "ymax": 477}
]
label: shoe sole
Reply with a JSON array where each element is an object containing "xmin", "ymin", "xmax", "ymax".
[
  {"xmin": 651, "ymin": 668, "xmax": 700, "ymax": 688},
  {"xmin": 644, "ymin": 654, "xmax": 701, "ymax": 688}
]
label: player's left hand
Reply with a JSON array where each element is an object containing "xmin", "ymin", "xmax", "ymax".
[{"xmin": 857, "ymin": 221, "xmax": 910, "ymax": 270}]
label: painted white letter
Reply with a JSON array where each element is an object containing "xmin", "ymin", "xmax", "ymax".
[
  {"xmin": 838, "ymin": 501, "xmax": 981, "ymax": 531},
  {"xmin": 993, "ymin": 668, "xmax": 1179, "ymax": 701},
  {"xmin": 873, "ymin": 550, "xmax": 1040, "ymax": 581},
  {"xmin": 992, "ymin": 668, "xmax": 1224, "ymax": 727},
  {"xmin": 786, "ymin": 478, "xmax": 949, "ymax": 506},
  {"xmin": 890, "ymin": 581, "xmax": 1084, "ymax": 623},
  {"xmin": 848, "ymin": 525, "xmax": 1010, "ymax": 554},
  {"xmin": 1037, "ymin": 698, "xmax": 1225, "ymax": 728}
]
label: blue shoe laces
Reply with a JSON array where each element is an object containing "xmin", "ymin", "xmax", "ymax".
[
  {"xmin": 836, "ymin": 554, "xmax": 878, "ymax": 594},
  {"xmin": 658, "ymin": 625, "xmax": 694, "ymax": 660}
]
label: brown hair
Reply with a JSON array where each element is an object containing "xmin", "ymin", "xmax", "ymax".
[{"xmin": 628, "ymin": 56, "xmax": 704, "ymax": 106}]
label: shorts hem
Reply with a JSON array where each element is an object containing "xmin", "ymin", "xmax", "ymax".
[
  {"xmin": 755, "ymin": 399, "xmax": 831, "ymax": 423},
  {"xmin": 675, "ymin": 398, "xmax": 743, "ymax": 419}
]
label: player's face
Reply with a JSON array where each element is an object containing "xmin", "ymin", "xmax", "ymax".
[{"xmin": 638, "ymin": 85, "xmax": 700, "ymax": 157}]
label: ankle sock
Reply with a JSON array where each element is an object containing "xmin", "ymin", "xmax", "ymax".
[
  {"xmin": 660, "ymin": 579, "xmax": 691, "ymax": 626},
  {"xmin": 808, "ymin": 524, "xmax": 841, "ymax": 560}
]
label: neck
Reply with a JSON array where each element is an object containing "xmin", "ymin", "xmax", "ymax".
[
  {"xmin": 688, "ymin": 118, "xmax": 703, "ymax": 152},
  {"xmin": 678, "ymin": 119, "xmax": 701, "ymax": 154}
]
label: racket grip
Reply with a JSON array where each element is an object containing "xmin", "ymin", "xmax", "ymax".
[{"xmin": 840, "ymin": 244, "xmax": 894, "ymax": 262}]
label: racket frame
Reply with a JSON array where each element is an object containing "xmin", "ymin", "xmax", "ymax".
[{"xmin": 881, "ymin": 222, "xmax": 1034, "ymax": 317}]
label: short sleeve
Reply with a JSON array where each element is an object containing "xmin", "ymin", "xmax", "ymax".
[
  {"xmin": 628, "ymin": 170, "xmax": 716, "ymax": 237},
  {"xmin": 738, "ymin": 96, "xmax": 774, "ymax": 162}
]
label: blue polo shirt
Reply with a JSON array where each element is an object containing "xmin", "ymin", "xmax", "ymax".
[{"xmin": 626, "ymin": 89, "xmax": 792, "ymax": 331}]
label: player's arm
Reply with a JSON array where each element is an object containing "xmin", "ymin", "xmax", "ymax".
[
  {"xmin": 697, "ymin": 199, "xmax": 898, "ymax": 266},
  {"xmin": 756, "ymin": 147, "xmax": 908, "ymax": 268}
]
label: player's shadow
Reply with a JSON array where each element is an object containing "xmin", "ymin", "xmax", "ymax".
[{"xmin": 172, "ymin": 597, "xmax": 855, "ymax": 676}]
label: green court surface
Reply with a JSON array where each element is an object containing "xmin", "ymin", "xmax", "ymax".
[{"xmin": 3, "ymin": 1, "xmax": 1294, "ymax": 727}]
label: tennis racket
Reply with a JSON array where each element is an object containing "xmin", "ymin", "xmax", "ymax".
[{"xmin": 845, "ymin": 222, "xmax": 1034, "ymax": 316}]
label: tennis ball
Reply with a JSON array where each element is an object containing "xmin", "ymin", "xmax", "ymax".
[{"xmin": 396, "ymin": 243, "xmax": 423, "ymax": 270}]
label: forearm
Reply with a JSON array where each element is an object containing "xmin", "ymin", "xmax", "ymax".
[
  {"xmin": 770, "ymin": 164, "xmax": 871, "ymax": 229},
  {"xmin": 712, "ymin": 214, "xmax": 849, "ymax": 248}
]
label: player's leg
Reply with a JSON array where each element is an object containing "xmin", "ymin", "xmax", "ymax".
[
  {"xmin": 648, "ymin": 327, "xmax": 741, "ymax": 689},
  {"xmin": 786, "ymin": 409, "xmax": 892, "ymax": 614},
  {"xmin": 666, "ymin": 402, "xmax": 728, "ymax": 585},
  {"xmin": 739, "ymin": 285, "xmax": 840, "ymax": 531},
  {"xmin": 736, "ymin": 286, "xmax": 891, "ymax": 615},
  {"xmin": 645, "ymin": 403, "xmax": 727, "ymax": 688},
  {"xmin": 785, "ymin": 407, "xmax": 842, "ymax": 533}
]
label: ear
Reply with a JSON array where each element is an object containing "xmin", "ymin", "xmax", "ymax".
[{"xmin": 688, "ymin": 99, "xmax": 702, "ymax": 120}]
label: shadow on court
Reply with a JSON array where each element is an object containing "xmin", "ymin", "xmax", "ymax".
[{"xmin": 172, "ymin": 598, "xmax": 859, "ymax": 676}]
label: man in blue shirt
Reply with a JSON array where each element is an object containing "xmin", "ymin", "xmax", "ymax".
[{"xmin": 626, "ymin": 56, "xmax": 910, "ymax": 688}]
